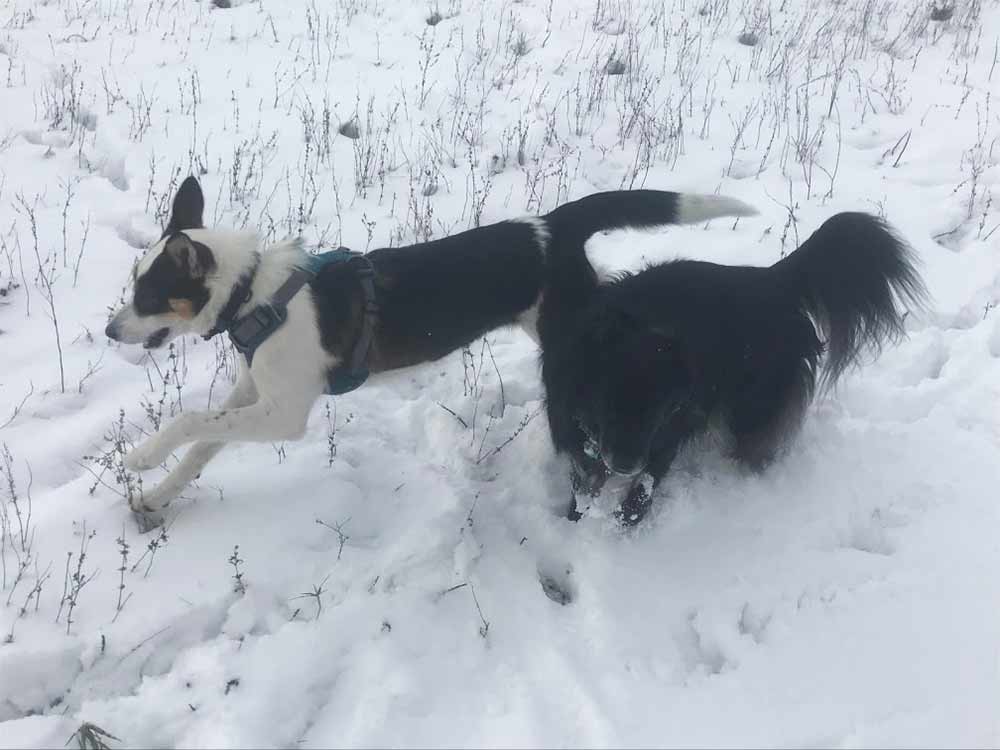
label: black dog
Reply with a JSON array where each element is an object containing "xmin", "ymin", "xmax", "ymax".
[{"xmin": 539, "ymin": 212, "xmax": 929, "ymax": 525}]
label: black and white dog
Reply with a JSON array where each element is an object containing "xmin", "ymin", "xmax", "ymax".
[
  {"xmin": 539, "ymin": 212, "xmax": 929, "ymax": 526},
  {"xmin": 105, "ymin": 176, "xmax": 756, "ymax": 518}
]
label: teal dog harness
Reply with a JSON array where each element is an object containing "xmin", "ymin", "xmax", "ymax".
[{"xmin": 207, "ymin": 247, "xmax": 378, "ymax": 396}]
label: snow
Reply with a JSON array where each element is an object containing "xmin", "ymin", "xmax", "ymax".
[{"xmin": 1, "ymin": 0, "xmax": 999, "ymax": 746}]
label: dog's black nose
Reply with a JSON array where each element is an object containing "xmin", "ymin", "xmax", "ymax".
[{"xmin": 105, "ymin": 321, "xmax": 119, "ymax": 340}]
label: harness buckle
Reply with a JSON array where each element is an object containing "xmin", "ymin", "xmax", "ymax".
[{"xmin": 228, "ymin": 304, "xmax": 288, "ymax": 358}]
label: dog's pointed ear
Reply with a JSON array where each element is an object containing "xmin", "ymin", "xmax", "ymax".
[
  {"xmin": 164, "ymin": 176, "xmax": 205, "ymax": 236},
  {"xmin": 164, "ymin": 233, "xmax": 214, "ymax": 279}
]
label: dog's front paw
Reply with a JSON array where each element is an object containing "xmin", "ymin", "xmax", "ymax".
[
  {"xmin": 131, "ymin": 479, "xmax": 181, "ymax": 514},
  {"xmin": 132, "ymin": 509, "xmax": 165, "ymax": 534},
  {"xmin": 615, "ymin": 473, "xmax": 655, "ymax": 527},
  {"xmin": 128, "ymin": 487, "xmax": 166, "ymax": 514},
  {"xmin": 124, "ymin": 439, "xmax": 169, "ymax": 472},
  {"xmin": 125, "ymin": 483, "xmax": 167, "ymax": 533},
  {"xmin": 571, "ymin": 454, "xmax": 609, "ymax": 498}
]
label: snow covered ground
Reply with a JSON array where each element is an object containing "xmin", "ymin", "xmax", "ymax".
[{"xmin": 1, "ymin": 0, "xmax": 999, "ymax": 745}]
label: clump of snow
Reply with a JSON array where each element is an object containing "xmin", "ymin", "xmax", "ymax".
[{"xmin": 1, "ymin": 0, "xmax": 999, "ymax": 746}]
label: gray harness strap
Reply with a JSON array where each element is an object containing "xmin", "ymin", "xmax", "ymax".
[{"xmin": 222, "ymin": 249, "xmax": 377, "ymax": 395}]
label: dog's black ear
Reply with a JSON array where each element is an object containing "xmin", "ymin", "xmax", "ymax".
[
  {"xmin": 164, "ymin": 233, "xmax": 214, "ymax": 279},
  {"xmin": 164, "ymin": 176, "xmax": 205, "ymax": 236}
]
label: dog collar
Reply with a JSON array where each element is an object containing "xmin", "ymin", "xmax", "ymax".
[
  {"xmin": 204, "ymin": 252, "xmax": 261, "ymax": 340},
  {"xmin": 216, "ymin": 247, "xmax": 378, "ymax": 396}
]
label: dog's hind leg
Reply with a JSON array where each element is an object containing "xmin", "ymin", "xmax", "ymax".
[
  {"xmin": 726, "ymin": 358, "xmax": 814, "ymax": 470},
  {"xmin": 132, "ymin": 365, "xmax": 259, "ymax": 513}
]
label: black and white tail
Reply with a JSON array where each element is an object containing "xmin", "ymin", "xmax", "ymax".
[
  {"xmin": 542, "ymin": 190, "xmax": 757, "ymax": 257},
  {"xmin": 537, "ymin": 189, "xmax": 758, "ymax": 295},
  {"xmin": 775, "ymin": 212, "xmax": 929, "ymax": 388}
]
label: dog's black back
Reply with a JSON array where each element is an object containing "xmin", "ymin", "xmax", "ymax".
[
  {"xmin": 541, "ymin": 212, "xmax": 929, "ymax": 523},
  {"xmin": 372, "ymin": 223, "xmax": 547, "ymax": 366},
  {"xmin": 309, "ymin": 190, "xmax": 754, "ymax": 373},
  {"xmin": 308, "ymin": 222, "xmax": 545, "ymax": 368}
]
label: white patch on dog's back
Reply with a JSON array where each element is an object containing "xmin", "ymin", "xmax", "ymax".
[
  {"xmin": 511, "ymin": 216, "xmax": 551, "ymax": 254},
  {"xmin": 517, "ymin": 291, "xmax": 543, "ymax": 345},
  {"xmin": 507, "ymin": 216, "xmax": 550, "ymax": 344}
]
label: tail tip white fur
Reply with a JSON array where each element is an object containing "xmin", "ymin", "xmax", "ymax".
[{"xmin": 677, "ymin": 193, "xmax": 759, "ymax": 224}]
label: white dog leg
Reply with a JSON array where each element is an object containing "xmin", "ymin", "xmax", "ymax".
[
  {"xmin": 125, "ymin": 388, "xmax": 316, "ymax": 472},
  {"xmin": 133, "ymin": 366, "xmax": 259, "ymax": 512}
]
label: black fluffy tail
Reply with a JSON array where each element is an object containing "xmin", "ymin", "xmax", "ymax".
[{"xmin": 775, "ymin": 212, "xmax": 929, "ymax": 389}]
